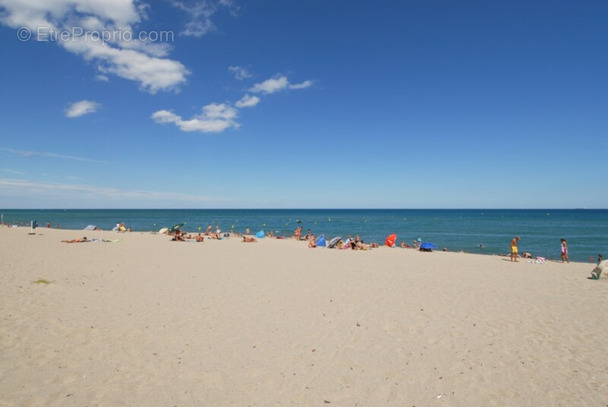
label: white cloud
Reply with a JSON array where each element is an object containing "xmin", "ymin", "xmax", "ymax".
[
  {"xmin": 249, "ymin": 75, "xmax": 313, "ymax": 94},
  {"xmin": 289, "ymin": 80, "xmax": 313, "ymax": 90},
  {"xmin": 152, "ymin": 103, "xmax": 239, "ymax": 133},
  {"xmin": 62, "ymin": 38, "xmax": 189, "ymax": 93},
  {"xmin": 65, "ymin": 100, "xmax": 100, "ymax": 118},
  {"xmin": 171, "ymin": 0, "xmax": 236, "ymax": 38},
  {"xmin": 228, "ymin": 65, "xmax": 251, "ymax": 80},
  {"xmin": 95, "ymin": 74, "xmax": 110, "ymax": 82},
  {"xmin": 151, "ymin": 73, "xmax": 313, "ymax": 133},
  {"xmin": 249, "ymin": 76, "xmax": 288, "ymax": 94},
  {"xmin": 151, "ymin": 110, "xmax": 181, "ymax": 124},
  {"xmin": 0, "ymin": 0, "xmax": 189, "ymax": 93},
  {"xmin": 235, "ymin": 94, "xmax": 259, "ymax": 108}
]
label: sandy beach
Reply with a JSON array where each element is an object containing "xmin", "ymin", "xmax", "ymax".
[{"xmin": 1, "ymin": 226, "xmax": 606, "ymax": 406}]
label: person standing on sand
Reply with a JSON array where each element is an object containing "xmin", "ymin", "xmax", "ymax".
[
  {"xmin": 510, "ymin": 236, "xmax": 520, "ymax": 262},
  {"xmin": 560, "ymin": 238, "xmax": 570, "ymax": 263}
]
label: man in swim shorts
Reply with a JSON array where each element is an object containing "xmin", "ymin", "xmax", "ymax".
[{"xmin": 510, "ymin": 236, "xmax": 520, "ymax": 262}]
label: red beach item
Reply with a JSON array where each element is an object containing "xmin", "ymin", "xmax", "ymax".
[{"xmin": 385, "ymin": 233, "xmax": 397, "ymax": 247}]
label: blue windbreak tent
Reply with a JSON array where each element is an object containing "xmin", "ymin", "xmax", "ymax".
[
  {"xmin": 316, "ymin": 235, "xmax": 326, "ymax": 247},
  {"xmin": 255, "ymin": 230, "xmax": 265, "ymax": 238}
]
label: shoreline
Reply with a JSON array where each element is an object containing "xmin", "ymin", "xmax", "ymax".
[
  {"xmin": 1, "ymin": 226, "xmax": 606, "ymax": 406},
  {"xmin": 2, "ymin": 208, "xmax": 606, "ymax": 263},
  {"xmin": 3, "ymin": 224, "xmax": 597, "ymax": 265}
]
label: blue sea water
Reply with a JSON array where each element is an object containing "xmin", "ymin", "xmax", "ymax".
[{"xmin": 1, "ymin": 209, "xmax": 606, "ymax": 262}]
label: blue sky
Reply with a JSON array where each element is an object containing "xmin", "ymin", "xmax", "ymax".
[{"xmin": 0, "ymin": 0, "xmax": 606, "ymax": 209}]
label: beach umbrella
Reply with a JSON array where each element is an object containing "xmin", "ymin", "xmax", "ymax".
[
  {"xmin": 385, "ymin": 233, "xmax": 397, "ymax": 247},
  {"xmin": 255, "ymin": 230, "xmax": 265, "ymax": 238},
  {"xmin": 328, "ymin": 236, "xmax": 341, "ymax": 248},
  {"xmin": 419, "ymin": 242, "xmax": 437, "ymax": 251},
  {"xmin": 169, "ymin": 223, "xmax": 184, "ymax": 233}
]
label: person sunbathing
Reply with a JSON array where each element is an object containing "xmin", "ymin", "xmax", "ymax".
[
  {"xmin": 242, "ymin": 236, "xmax": 257, "ymax": 243},
  {"xmin": 308, "ymin": 235, "xmax": 317, "ymax": 248},
  {"xmin": 62, "ymin": 237, "xmax": 89, "ymax": 243}
]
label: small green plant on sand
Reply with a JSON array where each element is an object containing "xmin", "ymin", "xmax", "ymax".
[{"xmin": 32, "ymin": 278, "xmax": 54, "ymax": 285}]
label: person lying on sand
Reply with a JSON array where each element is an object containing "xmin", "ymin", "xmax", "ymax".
[
  {"xmin": 242, "ymin": 236, "xmax": 257, "ymax": 243},
  {"xmin": 354, "ymin": 240, "xmax": 369, "ymax": 251},
  {"xmin": 308, "ymin": 235, "xmax": 317, "ymax": 248},
  {"xmin": 172, "ymin": 231, "xmax": 185, "ymax": 241},
  {"xmin": 62, "ymin": 237, "xmax": 89, "ymax": 243}
]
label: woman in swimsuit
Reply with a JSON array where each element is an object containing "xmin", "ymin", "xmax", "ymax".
[{"xmin": 560, "ymin": 238, "xmax": 570, "ymax": 263}]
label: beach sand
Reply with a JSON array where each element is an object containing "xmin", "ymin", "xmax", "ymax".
[{"xmin": 1, "ymin": 227, "xmax": 606, "ymax": 406}]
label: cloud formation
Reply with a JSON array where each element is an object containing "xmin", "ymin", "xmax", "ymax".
[
  {"xmin": 151, "ymin": 103, "xmax": 239, "ymax": 133},
  {"xmin": 152, "ymin": 73, "xmax": 312, "ymax": 133},
  {"xmin": 65, "ymin": 100, "xmax": 100, "ymax": 118},
  {"xmin": 171, "ymin": 0, "xmax": 236, "ymax": 37},
  {"xmin": 249, "ymin": 75, "xmax": 313, "ymax": 94},
  {"xmin": 0, "ymin": 0, "xmax": 189, "ymax": 93},
  {"xmin": 235, "ymin": 94, "xmax": 260, "ymax": 108},
  {"xmin": 229, "ymin": 65, "xmax": 251, "ymax": 80}
]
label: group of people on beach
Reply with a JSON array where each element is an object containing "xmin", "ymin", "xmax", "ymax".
[
  {"xmin": 509, "ymin": 235, "xmax": 562, "ymax": 263},
  {"xmin": 43, "ymin": 219, "xmax": 608, "ymax": 280},
  {"xmin": 50, "ymin": 218, "xmax": 605, "ymax": 275},
  {"xmin": 306, "ymin": 234, "xmax": 379, "ymax": 250},
  {"xmin": 171, "ymin": 230, "xmax": 205, "ymax": 242},
  {"xmin": 292, "ymin": 224, "xmax": 379, "ymax": 250},
  {"xmin": 169, "ymin": 224, "xmax": 261, "ymax": 243},
  {"xmin": 509, "ymin": 235, "xmax": 604, "ymax": 269}
]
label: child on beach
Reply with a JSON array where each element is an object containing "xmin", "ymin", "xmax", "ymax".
[{"xmin": 560, "ymin": 238, "xmax": 570, "ymax": 263}]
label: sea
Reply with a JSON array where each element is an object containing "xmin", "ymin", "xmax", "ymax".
[{"xmin": 1, "ymin": 209, "xmax": 606, "ymax": 263}]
